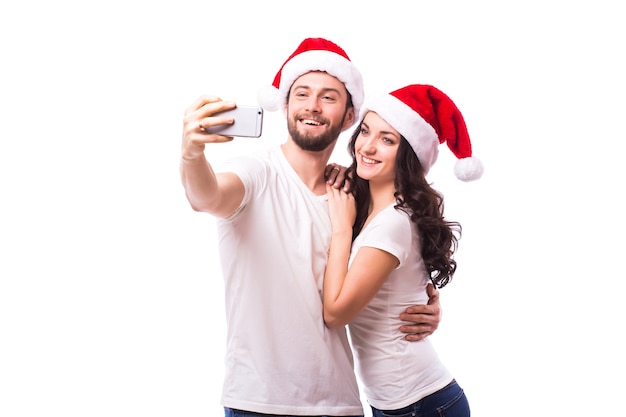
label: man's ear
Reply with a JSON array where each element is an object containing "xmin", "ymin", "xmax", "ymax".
[{"xmin": 342, "ymin": 107, "xmax": 355, "ymax": 131}]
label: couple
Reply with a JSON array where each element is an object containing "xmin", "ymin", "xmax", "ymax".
[{"xmin": 180, "ymin": 37, "xmax": 482, "ymax": 417}]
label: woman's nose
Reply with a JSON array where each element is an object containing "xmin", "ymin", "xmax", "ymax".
[{"xmin": 361, "ymin": 137, "xmax": 377, "ymax": 153}]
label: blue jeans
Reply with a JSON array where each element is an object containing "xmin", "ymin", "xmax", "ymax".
[
  {"xmin": 224, "ymin": 407, "xmax": 363, "ymax": 417},
  {"xmin": 370, "ymin": 379, "xmax": 470, "ymax": 417}
]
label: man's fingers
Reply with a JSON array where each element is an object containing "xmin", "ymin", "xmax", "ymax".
[
  {"xmin": 400, "ymin": 323, "xmax": 435, "ymax": 341},
  {"xmin": 426, "ymin": 282, "xmax": 440, "ymax": 305},
  {"xmin": 184, "ymin": 95, "xmax": 222, "ymax": 116},
  {"xmin": 403, "ymin": 331, "xmax": 432, "ymax": 342},
  {"xmin": 325, "ymin": 165, "xmax": 341, "ymax": 184}
]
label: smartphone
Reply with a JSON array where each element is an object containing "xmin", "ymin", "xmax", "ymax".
[{"xmin": 204, "ymin": 105, "xmax": 264, "ymax": 138}]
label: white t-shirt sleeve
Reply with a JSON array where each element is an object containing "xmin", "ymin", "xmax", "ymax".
[
  {"xmin": 358, "ymin": 207, "xmax": 413, "ymax": 267},
  {"xmin": 218, "ymin": 152, "xmax": 268, "ymax": 218}
]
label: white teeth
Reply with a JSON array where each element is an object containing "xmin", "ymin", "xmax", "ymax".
[
  {"xmin": 303, "ymin": 119, "xmax": 321, "ymax": 126},
  {"xmin": 361, "ymin": 156, "xmax": 378, "ymax": 164}
]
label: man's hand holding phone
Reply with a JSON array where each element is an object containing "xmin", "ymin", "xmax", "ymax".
[
  {"xmin": 201, "ymin": 105, "xmax": 263, "ymax": 138},
  {"xmin": 181, "ymin": 96, "xmax": 263, "ymax": 162}
]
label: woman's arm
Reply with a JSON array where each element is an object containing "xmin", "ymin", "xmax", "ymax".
[
  {"xmin": 324, "ymin": 246, "xmax": 398, "ymax": 328},
  {"xmin": 322, "ymin": 184, "xmax": 398, "ymax": 328}
]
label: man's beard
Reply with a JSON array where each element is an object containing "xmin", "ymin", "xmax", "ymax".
[{"xmin": 287, "ymin": 115, "xmax": 344, "ymax": 152}]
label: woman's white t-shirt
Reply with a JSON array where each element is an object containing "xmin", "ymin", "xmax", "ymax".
[{"xmin": 348, "ymin": 204, "xmax": 453, "ymax": 410}]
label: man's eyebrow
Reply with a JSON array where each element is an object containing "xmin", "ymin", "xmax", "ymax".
[
  {"xmin": 292, "ymin": 85, "xmax": 342, "ymax": 95},
  {"xmin": 320, "ymin": 87, "xmax": 342, "ymax": 95}
]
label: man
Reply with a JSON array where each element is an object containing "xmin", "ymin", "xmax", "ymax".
[{"xmin": 180, "ymin": 38, "xmax": 441, "ymax": 417}]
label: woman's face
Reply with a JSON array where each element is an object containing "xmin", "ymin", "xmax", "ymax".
[{"xmin": 355, "ymin": 111, "xmax": 400, "ymax": 184}]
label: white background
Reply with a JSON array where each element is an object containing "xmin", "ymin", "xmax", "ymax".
[{"xmin": 1, "ymin": 1, "xmax": 624, "ymax": 416}]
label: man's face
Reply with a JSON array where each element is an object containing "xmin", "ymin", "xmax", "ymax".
[{"xmin": 286, "ymin": 71, "xmax": 355, "ymax": 152}]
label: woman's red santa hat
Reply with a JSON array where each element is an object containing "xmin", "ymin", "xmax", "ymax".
[
  {"xmin": 362, "ymin": 84, "xmax": 484, "ymax": 181},
  {"xmin": 257, "ymin": 37, "xmax": 364, "ymax": 124}
]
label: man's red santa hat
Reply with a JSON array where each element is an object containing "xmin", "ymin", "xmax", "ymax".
[{"xmin": 257, "ymin": 37, "xmax": 364, "ymax": 124}]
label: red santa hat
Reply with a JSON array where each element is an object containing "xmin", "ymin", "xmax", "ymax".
[
  {"xmin": 257, "ymin": 37, "xmax": 364, "ymax": 122},
  {"xmin": 362, "ymin": 84, "xmax": 484, "ymax": 181}
]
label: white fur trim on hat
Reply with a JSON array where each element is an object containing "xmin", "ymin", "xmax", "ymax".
[
  {"xmin": 362, "ymin": 94, "xmax": 440, "ymax": 174},
  {"xmin": 258, "ymin": 49, "xmax": 364, "ymax": 123}
]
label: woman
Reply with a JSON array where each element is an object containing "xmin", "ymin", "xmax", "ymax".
[{"xmin": 323, "ymin": 84, "xmax": 483, "ymax": 417}]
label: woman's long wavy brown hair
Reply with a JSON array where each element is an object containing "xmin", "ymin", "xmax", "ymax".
[{"xmin": 346, "ymin": 126, "xmax": 461, "ymax": 288}]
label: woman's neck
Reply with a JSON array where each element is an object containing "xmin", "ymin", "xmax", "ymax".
[{"xmin": 365, "ymin": 180, "xmax": 397, "ymax": 223}]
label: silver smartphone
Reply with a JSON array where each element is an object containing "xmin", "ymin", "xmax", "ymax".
[{"xmin": 204, "ymin": 105, "xmax": 264, "ymax": 137}]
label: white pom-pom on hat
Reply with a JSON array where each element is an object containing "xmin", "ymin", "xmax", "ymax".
[
  {"xmin": 257, "ymin": 84, "xmax": 281, "ymax": 112},
  {"xmin": 454, "ymin": 156, "xmax": 484, "ymax": 182}
]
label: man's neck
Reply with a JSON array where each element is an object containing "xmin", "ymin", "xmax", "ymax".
[{"xmin": 281, "ymin": 141, "xmax": 336, "ymax": 195}]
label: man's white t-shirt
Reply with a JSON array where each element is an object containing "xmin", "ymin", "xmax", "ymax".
[
  {"xmin": 216, "ymin": 146, "xmax": 363, "ymax": 416},
  {"xmin": 348, "ymin": 204, "xmax": 453, "ymax": 410}
]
